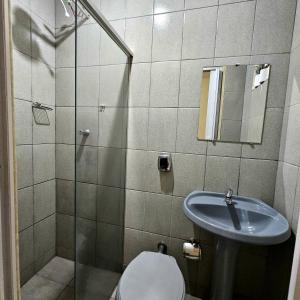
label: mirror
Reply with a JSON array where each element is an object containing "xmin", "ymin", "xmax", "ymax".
[{"xmin": 198, "ymin": 64, "xmax": 271, "ymax": 144}]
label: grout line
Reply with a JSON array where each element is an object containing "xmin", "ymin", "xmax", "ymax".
[
  {"xmin": 18, "ymin": 178, "xmax": 56, "ymax": 191},
  {"xmin": 145, "ymin": 12, "xmax": 155, "ymax": 149},
  {"xmin": 249, "ymin": 0, "xmax": 258, "ymax": 55},
  {"xmin": 174, "ymin": 3, "xmax": 185, "ymax": 154},
  {"xmin": 49, "ymin": 142, "xmax": 285, "ymax": 160},
  {"xmin": 30, "ymin": 10, "xmax": 38, "ymax": 270},
  {"xmin": 57, "ymin": 211, "xmax": 124, "ymax": 228},
  {"xmin": 19, "ymin": 212, "xmax": 56, "ymax": 234},
  {"xmin": 124, "ymin": 227, "xmax": 213, "ymax": 247},
  {"xmin": 213, "ymin": 0, "xmax": 220, "ymax": 61},
  {"xmin": 105, "ymin": 0, "xmax": 256, "ymax": 23},
  {"xmin": 12, "ymin": 47, "xmax": 56, "ymax": 70},
  {"xmin": 236, "ymin": 153, "xmax": 242, "ymax": 196},
  {"xmin": 54, "ymin": 104, "xmax": 287, "ymax": 109},
  {"xmin": 54, "ymin": 50, "xmax": 291, "ymax": 69},
  {"xmin": 202, "ymin": 141, "xmax": 209, "ymax": 191},
  {"xmin": 95, "ymin": 46, "xmax": 102, "ymax": 269}
]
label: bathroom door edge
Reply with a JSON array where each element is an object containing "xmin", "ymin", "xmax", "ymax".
[
  {"xmin": 288, "ymin": 219, "xmax": 300, "ymax": 300},
  {"xmin": 0, "ymin": 0, "xmax": 20, "ymax": 299}
]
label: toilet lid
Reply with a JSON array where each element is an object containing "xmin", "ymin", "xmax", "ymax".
[{"xmin": 117, "ymin": 251, "xmax": 185, "ymax": 300}]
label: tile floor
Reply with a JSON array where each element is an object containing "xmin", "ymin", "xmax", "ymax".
[
  {"xmin": 75, "ymin": 263, "xmax": 120, "ymax": 300},
  {"xmin": 21, "ymin": 257, "xmax": 74, "ymax": 300},
  {"xmin": 21, "ymin": 256, "xmax": 201, "ymax": 300}
]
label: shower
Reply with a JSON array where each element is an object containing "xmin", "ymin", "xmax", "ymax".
[{"xmin": 11, "ymin": 0, "xmax": 132, "ymax": 299}]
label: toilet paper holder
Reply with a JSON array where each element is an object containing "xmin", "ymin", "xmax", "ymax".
[{"xmin": 183, "ymin": 239, "xmax": 202, "ymax": 261}]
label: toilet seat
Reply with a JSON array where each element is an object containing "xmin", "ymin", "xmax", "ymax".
[{"xmin": 116, "ymin": 251, "xmax": 185, "ymax": 300}]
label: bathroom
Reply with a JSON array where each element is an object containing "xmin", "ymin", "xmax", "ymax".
[{"xmin": 0, "ymin": 0, "xmax": 300, "ymax": 299}]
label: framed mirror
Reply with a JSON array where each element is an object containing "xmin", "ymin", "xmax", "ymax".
[{"xmin": 198, "ymin": 64, "xmax": 271, "ymax": 144}]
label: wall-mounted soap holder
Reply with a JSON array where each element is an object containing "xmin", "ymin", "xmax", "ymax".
[{"xmin": 32, "ymin": 102, "xmax": 53, "ymax": 126}]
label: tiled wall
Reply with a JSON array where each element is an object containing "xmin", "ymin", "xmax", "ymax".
[
  {"xmin": 55, "ymin": 1, "xmax": 129, "ymax": 273},
  {"xmin": 97, "ymin": 0, "xmax": 296, "ymax": 298},
  {"xmin": 12, "ymin": 0, "xmax": 56, "ymax": 284},
  {"xmin": 12, "ymin": 0, "xmax": 298, "ymax": 298},
  {"xmin": 55, "ymin": 0, "xmax": 76, "ymax": 262},
  {"xmin": 275, "ymin": 1, "xmax": 300, "ymax": 234}
]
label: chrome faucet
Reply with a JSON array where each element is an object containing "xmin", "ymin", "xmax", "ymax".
[{"xmin": 225, "ymin": 188, "xmax": 234, "ymax": 205}]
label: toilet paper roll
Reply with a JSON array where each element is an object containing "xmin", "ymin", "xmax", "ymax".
[{"xmin": 183, "ymin": 242, "xmax": 201, "ymax": 260}]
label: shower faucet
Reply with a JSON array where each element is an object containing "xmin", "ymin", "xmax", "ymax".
[{"xmin": 80, "ymin": 129, "xmax": 90, "ymax": 136}]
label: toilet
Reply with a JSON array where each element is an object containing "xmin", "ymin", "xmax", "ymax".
[{"xmin": 116, "ymin": 251, "xmax": 185, "ymax": 300}]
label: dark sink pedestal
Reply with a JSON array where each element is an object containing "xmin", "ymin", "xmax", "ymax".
[
  {"xmin": 210, "ymin": 237, "xmax": 240, "ymax": 300},
  {"xmin": 182, "ymin": 191, "xmax": 291, "ymax": 300}
]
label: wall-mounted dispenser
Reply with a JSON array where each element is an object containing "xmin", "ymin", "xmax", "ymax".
[{"xmin": 158, "ymin": 152, "xmax": 172, "ymax": 172}]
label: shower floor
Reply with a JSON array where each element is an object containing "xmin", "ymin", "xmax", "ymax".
[
  {"xmin": 21, "ymin": 256, "xmax": 201, "ymax": 300},
  {"xmin": 21, "ymin": 256, "xmax": 119, "ymax": 300}
]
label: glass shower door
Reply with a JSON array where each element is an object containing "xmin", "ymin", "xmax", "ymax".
[{"xmin": 74, "ymin": 1, "xmax": 130, "ymax": 298}]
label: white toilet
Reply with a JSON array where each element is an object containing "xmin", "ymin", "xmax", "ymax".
[{"xmin": 116, "ymin": 251, "xmax": 185, "ymax": 300}]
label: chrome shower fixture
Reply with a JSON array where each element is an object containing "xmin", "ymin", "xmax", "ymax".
[
  {"xmin": 60, "ymin": 0, "xmax": 70, "ymax": 17},
  {"xmin": 59, "ymin": 0, "xmax": 90, "ymax": 19}
]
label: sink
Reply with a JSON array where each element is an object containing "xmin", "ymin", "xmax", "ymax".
[
  {"xmin": 183, "ymin": 191, "xmax": 290, "ymax": 245},
  {"xmin": 183, "ymin": 191, "xmax": 291, "ymax": 300}
]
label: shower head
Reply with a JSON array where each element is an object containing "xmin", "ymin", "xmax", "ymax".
[
  {"xmin": 60, "ymin": 0, "xmax": 70, "ymax": 17},
  {"xmin": 60, "ymin": 0, "xmax": 90, "ymax": 20}
]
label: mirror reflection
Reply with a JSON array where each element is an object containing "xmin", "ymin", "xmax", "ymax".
[{"xmin": 198, "ymin": 64, "xmax": 271, "ymax": 144}]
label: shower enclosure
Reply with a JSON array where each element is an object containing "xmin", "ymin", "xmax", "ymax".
[
  {"xmin": 12, "ymin": 0, "xmax": 132, "ymax": 298},
  {"xmin": 74, "ymin": 1, "xmax": 131, "ymax": 298}
]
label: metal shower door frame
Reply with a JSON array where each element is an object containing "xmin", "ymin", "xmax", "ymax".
[
  {"xmin": 0, "ymin": 0, "xmax": 20, "ymax": 299},
  {"xmin": 73, "ymin": 1, "xmax": 133, "ymax": 299},
  {"xmin": 79, "ymin": 0, "xmax": 133, "ymax": 59}
]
